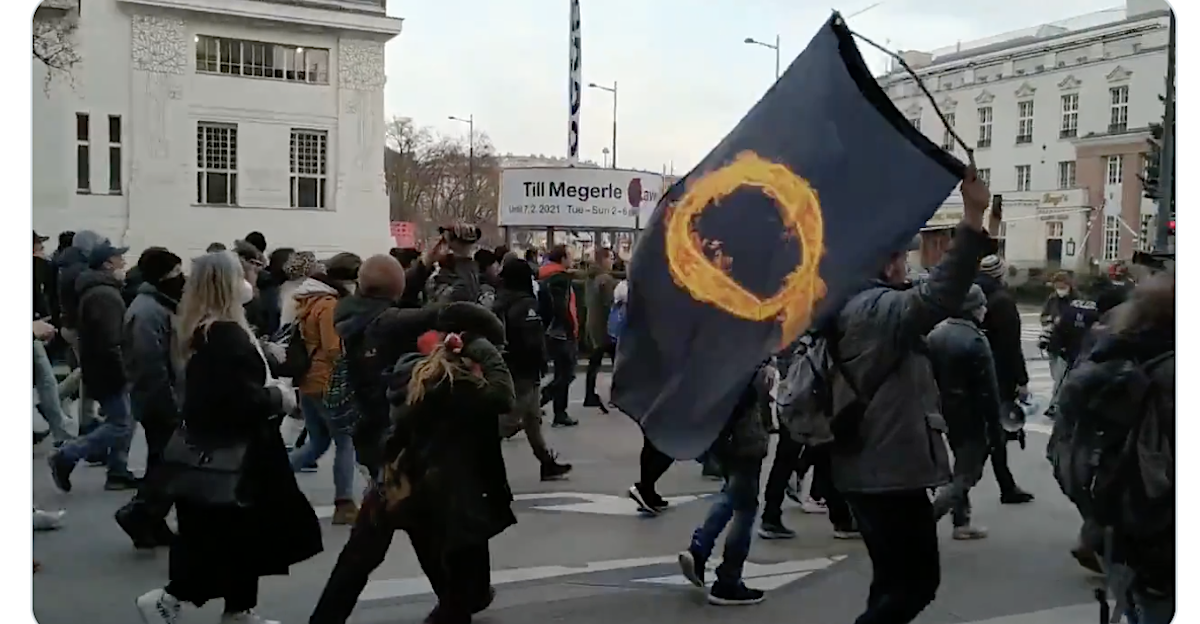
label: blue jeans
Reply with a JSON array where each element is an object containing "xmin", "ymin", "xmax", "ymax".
[
  {"xmin": 690, "ymin": 465, "xmax": 761, "ymax": 586},
  {"xmin": 57, "ymin": 392, "xmax": 134, "ymax": 477},
  {"xmin": 288, "ymin": 395, "xmax": 356, "ymax": 502},
  {"xmin": 1126, "ymin": 589, "xmax": 1173, "ymax": 624},
  {"xmin": 33, "ymin": 340, "xmax": 71, "ymax": 442}
]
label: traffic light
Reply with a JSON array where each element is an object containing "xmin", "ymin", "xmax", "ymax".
[{"xmin": 1139, "ymin": 122, "xmax": 1163, "ymax": 201}]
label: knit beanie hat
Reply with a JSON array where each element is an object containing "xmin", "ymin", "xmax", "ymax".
[
  {"xmin": 284, "ymin": 251, "xmax": 320, "ymax": 281},
  {"xmin": 137, "ymin": 247, "xmax": 182, "ymax": 284},
  {"xmin": 962, "ymin": 283, "xmax": 987, "ymax": 313},
  {"xmin": 979, "ymin": 255, "xmax": 1005, "ymax": 279}
]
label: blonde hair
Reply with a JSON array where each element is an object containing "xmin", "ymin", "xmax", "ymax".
[
  {"xmin": 406, "ymin": 343, "xmax": 484, "ymax": 405},
  {"xmin": 175, "ymin": 251, "xmax": 252, "ymax": 363}
]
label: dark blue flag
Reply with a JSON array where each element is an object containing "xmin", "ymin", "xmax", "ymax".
[{"xmin": 611, "ymin": 13, "xmax": 966, "ymax": 459}]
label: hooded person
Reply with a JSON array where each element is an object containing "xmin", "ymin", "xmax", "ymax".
[
  {"xmin": 536, "ymin": 244, "xmax": 579, "ymax": 427},
  {"xmin": 288, "ymin": 255, "xmax": 360, "ymax": 524},
  {"xmin": 925, "ymin": 284, "xmax": 1001, "ymax": 540},
  {"xmin": 421, "ymin": 223, "xmax": 485, "ymax": 305},
  {"xmin": 493, "ymin": 257, "xmax": 572, "ymax": 481},
  {"xmin": 115, "ymin": 247, "xmax": 185, "ymax": 549},
  {"xmin": 280, "ymin": 251, "xmax": 320, "ymax": 329},
  {"xmin": 56, "ymin": 230, "xmax": 107, "ymax": 333},
  {"xmin": 49, "ymin": 240, "xmax": 141, "ymax": 492}
]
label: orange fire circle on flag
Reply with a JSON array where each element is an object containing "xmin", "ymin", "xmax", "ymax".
[{"xmin": 665, "ymin": 151, "xmax": 827, "ymax": 348}]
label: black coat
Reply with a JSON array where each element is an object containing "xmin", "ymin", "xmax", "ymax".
[
  {"xmin": 975, "ymin": 275, "xmax": 1030, "ymax": 400},
  {"xmin": 385, "ymin": 337, "xmax": 516, "ymax": 549},
  {"xmin": 76, "ymin": 269, "xmax": 128, "ymax": 397},
  {"xmin": 169, "ymin": 321, "xmax": 322, "ymax": 597},
  {"xmin": 493, "ymin": 288, "xmax": 548, "ymax": 382},
  {"xmin": 34, "ymin": 256, "xmax": 56, "ymax": 321},
  {"xmin": 927, "ymin": 317, "xmax": 1003, "ymax": 440},
  {"xmin": 56, "ymin": 247, "xmax": 89, "ymax": 330}
]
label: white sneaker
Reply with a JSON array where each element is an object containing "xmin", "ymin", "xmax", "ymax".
[
  {"xmin": 33, "ymin": 508, "xmax": 65, "ymax": 531},
  {"xmin": 136, "ymin": 588, "xmax": 182, "ymax": 624},
  {"xmin": 221, "ymin": 611, "xmax": 281, "ymax": 624},
  {"xmin": 952, "ymin": 525, "xmax": 989, "ymax": 540},
  {"xmin": 800, "ymin": 498, "xmax": 828, "ymax": 514}
]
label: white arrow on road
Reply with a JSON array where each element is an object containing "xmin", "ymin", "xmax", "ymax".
[
  {"xmin": 511, "ymin": 492, "xmax": 706, "ymax": 516},
  {"xmin": 633, "ymin": 555, "xmax": 846, "ymax": 591}
]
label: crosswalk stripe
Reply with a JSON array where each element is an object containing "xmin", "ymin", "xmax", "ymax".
[{"xmin": 961, "ymin": 603, "xmax": 1100, "ymax": 624}]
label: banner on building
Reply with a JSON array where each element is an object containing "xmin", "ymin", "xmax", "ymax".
[
  {"xmin": 566, "ymin": 0, "xmax": 582, "ymax": 163},
  {"xmin": 610, "ymin": 13, "xmax": 967, "ymax": 460},
  {"xmin": 389, "ymin": 221, "xmax": 417, "ymax": 248},
  {"xmin": 498, "ymin": 167, "xmax": 664, "ymax": 229}
]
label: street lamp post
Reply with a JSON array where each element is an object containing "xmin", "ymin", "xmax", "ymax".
[
  {"xmin": 588, "ymin": 81, "xmax": 618, "ymax": 168},
  {"xmin": 449, "ymin": 114, "xmax": 475, "ymax": 209},
  {"xmin": 744, "ymin": 34, "xmax": 781, "ymax": 80}
]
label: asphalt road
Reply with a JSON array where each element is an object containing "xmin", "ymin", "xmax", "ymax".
[{"xmin": 33, "ymin": 350, "xmax": 1107, "ymax": 624}]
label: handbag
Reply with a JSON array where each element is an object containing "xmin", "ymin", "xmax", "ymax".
[{"xmin": 158, "ymin": 426, "xmax": 251, "ymax": 507}]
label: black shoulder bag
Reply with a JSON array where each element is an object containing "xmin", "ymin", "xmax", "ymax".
[{"xmin": 156, "ymin": 425, "xmax": 252, "ymax": 507}]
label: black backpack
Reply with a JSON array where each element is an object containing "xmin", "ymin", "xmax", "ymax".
[
  {"xmin": 1049, "ymin": 350, "xmax": 1173, "ymax": 570},
  {"xmin": 275, "ymin": 322, "xmax": 314, "ymax": 382},
  {"xmin": 345, "ymin": 310, "xmax": 408, "ymax": 471}
]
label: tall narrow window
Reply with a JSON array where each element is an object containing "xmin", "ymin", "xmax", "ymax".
[
  {"xmin": 996, "ymin": 221, "xmax": 1007, "ymax": 258},
  {"xmin": 1109, "ymin": 86, "xmax": 1129, "ymax": 133},
  {"xmin": 196, "ymin": 123, "xmax": 238, "ymax": 205},
  {"xmin": 1107, "ymin": 154, "xmax": 1124, "ymax": 185},
  {"xmin": 1139, "ymin": 214, "xmax": 1156, "ymax": 251},
  {"xmin": 1060, "ymin": 94, "xmax": 1079, "ymax": 138},
  {"xmin": 1104, "ymin": 215, "xmax": 1120, "ymax": 261},
  {"xmin": 1016, "ymin": 100, "xmax": 1034, "ymax": 143},
  {"xmin": 977, "ymin": 106, "xmax": 993, "ymax": 148},
  {"xmin": 940, "ymin": 113, "xmax": 956, "ymax": 152},
  {"xmin": 290, "ymin": 129, "xmax": 328, "ymax": 209},
  {"xmin": 977, "ymin": 168, "xmax": 991, "ymax": 188},
  {"xmin": 1057, "ymin": 160, "xmax": 1076, "ymax": 189},
  {"xmin": 1015, "ymin": 164, "xmax": 1032, "ymax": 191},
  {"xmin": 906, "ymin": 112, "xmax": 921, "ymax": 132},
  {"xmin": 76, "ymin": 113, "xmax": 90, "ymax": 192},
  {"xmin": 107, "ymin": 115, "xmax": 122, "ymax": 194}
]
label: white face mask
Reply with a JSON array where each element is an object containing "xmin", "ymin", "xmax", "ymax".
[
  {"xmin": 1055, "ymin": 287, "xmax": 1070, "ymax": 297},
  {"xmin": 237, "ymin": 279, "xmax": 255, "ymax": 305},
  {"xmin": 112, "ymin": 268, "xmax": 126, "ymax": 282},
  {"xmin": 974, "ymin": 307, "xmax": 988, "ymax": 324}
]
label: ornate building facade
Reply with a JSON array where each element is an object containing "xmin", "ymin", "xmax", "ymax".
[{"xmin": 33, "ymin": 0, "xmax": 403, "ymax": 258}]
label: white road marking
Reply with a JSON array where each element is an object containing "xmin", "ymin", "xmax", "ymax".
[
  {"xmin": 360, "ymin": 554, "xmax": 681, "ymax": 601},
  {"xmin": 961, "ymin": 603, "xmax": 1102, "ymax": 624},
  {"xmin": 634, "ymin": 556, "xmax": 846, "ymax": 590},
  {"xmin": 512, "ymin": 492, "xmax": 705, "ymax": 515}
]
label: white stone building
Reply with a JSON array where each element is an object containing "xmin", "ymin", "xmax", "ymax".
[
  {"xmin": 32, "ymin": 0, "xmax": 403, "ymax": 260},
  {"xmin": 883, "ymin": 0, "xmax": 1171, "ymax": 275}
]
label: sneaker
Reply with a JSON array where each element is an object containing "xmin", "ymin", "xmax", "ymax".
[
  {"xmin": 1000, "ymin": 489, "xmax": 1035, "ymax": 505},
  {"xmin": 757, "ymin": 519, "xmax": 796, "ymax": 540},
  {"xmin": 540, "ymin": 457, "xmax": 573, "ymax": 481},
  {"xmin": 300, "ymin": 461, "xmax": 320, "ymax": 473},
  {"xmin": 105, "ymin": 473, "xmax": 142, "ymax": 491},
  {"xmin": 135, "ymin": 588, "xmax": 182, "ymax": 624},
  {"xmin": 832, "ymin": 528, "xmax": 862, "ymax": 540},
  {"xmin": 800, "ymin": 498, "xmax": 828, "ymax": 514},
  {"xmin": 952, "ymin": 525, "xmax": 989, "ymax": 540},
  {"xmin": 551, "ymin": 414, "xmax": 579, "ymax": 428},
  {"xmin": 47, "ymin": 452, "xmax": 75, "ymax": 493},
  {"xmin": 33, "ymin": 508, "xmax": 65, "ymax": 531},
  {"xmin": 707, "ymin": 582, "xmax": 765, "ymax": 606},
  {"xmin": 627, "ymin": 484, "xmax": 668, "ymax": 515},
  {"xmin": 783, "ymin": 475, "xmax": 803, "ymax": 504},
  {"xmin": 677, "ymin": 548, "xmax": 706, "ymax": 587},
  {"xmin": 220, "ymin": 611, "xmax": 280, "ymax": 624},
  {"xmin": 332, "ymin": 500, "xmax": 359, "ymax": 525}
]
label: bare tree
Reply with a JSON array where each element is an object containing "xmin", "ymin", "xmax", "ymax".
[
  {"xmin": 384, "ymin": 116, "xmax": 502, "ymax": 245},
  {"xmin": 33, "ymin": 1, "xmax": 81, "ymax": 89}
]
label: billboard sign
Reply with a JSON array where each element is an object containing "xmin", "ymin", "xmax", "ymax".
[{"xmin": 498, "ymin": 167, "xmax": 665, "ymax": 229}]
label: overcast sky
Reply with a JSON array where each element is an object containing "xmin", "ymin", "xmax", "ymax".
[{"xmin": 382, "ymin": 0, "xmax": 1123, "ymax": 173}]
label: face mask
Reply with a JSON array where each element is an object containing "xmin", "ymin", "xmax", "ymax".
[
  {"xmin": 158, "ymin": 274, "xmax": 185, "ymax": 301},
  {"xmin": 1055, "ymin": 288, "xmax": 1070, "ymax": 297},
  {"xmin": 237, "ymin": 279, "xmax": 255, "ymax": 305},
  {"xmin": 112, "ymin": 268, "xmax": 127, "ymax": 282},
  {"xmin": 974, "ymin": 307, "xmax": 988, "ymax": 324}
]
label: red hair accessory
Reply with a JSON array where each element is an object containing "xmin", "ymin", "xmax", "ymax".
[
  {"xmin": 417, "ymin": 330, "xmax": 442, "ymax": 355},
  {"xmin": 444, "ymin": 333, "xmax": 464, "ymax": 353}
]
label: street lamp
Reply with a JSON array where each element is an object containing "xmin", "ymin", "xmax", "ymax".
[
  {"xmin": 449, "ymin": 114, "xmax": 475, "ymax": 207},
  {"xmin": 744, "ymin": 34, "xmax": 781, "ymax": 80},
  {"xmin": 602, "ymin": 147, "xmax": 610, "ymax": 168},
  {"xmin": 588, "ymin": 81, "xmax": 618, "ymax": 168}
]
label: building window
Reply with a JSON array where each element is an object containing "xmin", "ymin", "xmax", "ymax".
[
  {"xmin": 996, "ymin": 221, "xmax": 1007, "ymax": 257},
  {"xmin": 1046, "ymin": 221, "xmax": 1064, "ymax": 239},
  {"xmin": 977, "ymin": 106, "xmax": 993, "ymax": 148},
  {"xmin": 1106, "ymin": 154, "xmax": 1124, "ymax": 185},
  {"xmin": 195, "ymin": 35, "xmax": 331, "ymax": 85},
  {"xmin": 1015, "ymin": 164, "xmax": 1032, "ymax": 191},
  {"xmin": 1109, "ymin": 86, "xmax": 1129, "ymax": 133},
  {"xmin": 107, "ymin": 115, "xmax": 121, "ymax": 194},
  {"xmin": 1016, "ymin": 100, "xmax": 1034, "ymax": 143},
  {"xmin": 906, "ymin": 113, "xmax": 921, "ymax": 132},
  {"xmin": 1057, "ymin": 160, "xmax": 1076, "ymax": 189},
  {"xmin": 290, "ymin": 129, "xmax": 328, "ymax": 209},
  {"xmin": 940, "ymin": 113, "xmax": 955, "ymax": 152},
  {"xmin": 1103, "ymin": 215, "xmax": 1120, "ymax": 261},
  {"xmin": 1140, "ymin": 214, "xmax": 1155, "ymax": 251},
  {"xmin": 196, "ymin": 123, "xmax": 238, "ymax": 206},
  {"xmin": 1046, "ymin": 220, "xmax": 1065, "ymax": 266},
  {"xmin": 1060, "ymin": 94, "xmax": 1079, "ymax": 138},
  {"xmin": 978, "ymin": 168, "xmax": 991, "ymax": 188},
  {"xmin": 76, "ymin": 113, "xmax": 89, "ymax": 192}
]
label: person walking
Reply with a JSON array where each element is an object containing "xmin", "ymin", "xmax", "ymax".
[
  {"xmin": 135, "ymin": 251, "xmax": 320, "ymax": 624},
  {"xmin": 34, "ymin": 231, "xmax": 72, "ymax": 446},
  {"xmin": 583, "ymin": 248, "xmax": 618, "ymax": 412},
  {"xmin": 55, "ymin": 229, "xmax": 107, "ymax": 435},
  {"xmin": 48, "ymin": 240, "xmax": 140, "ymax": 492},
  {"xmin": 537, "ymin": 245, "xmax": 579, "ymax": 427}
]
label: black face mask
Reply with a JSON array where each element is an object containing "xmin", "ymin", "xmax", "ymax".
[{"xmin": 157, "ymin": 274, "xmax": 186, "ymax": 302}]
